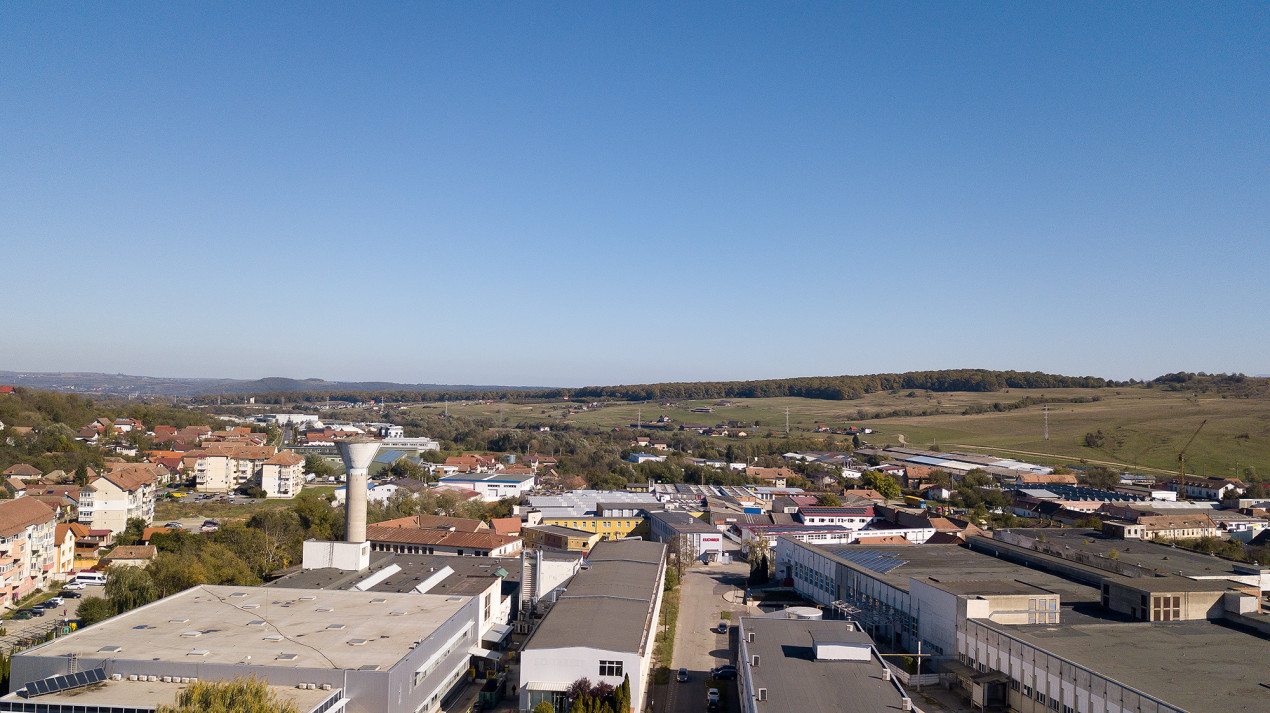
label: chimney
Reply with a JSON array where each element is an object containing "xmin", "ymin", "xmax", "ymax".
[{"xmin": 336, "ymin": 436, "xmax": 380, "ymax": 544}]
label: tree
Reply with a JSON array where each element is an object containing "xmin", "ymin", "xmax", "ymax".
[
  {"xmin": 155, "ymin": 675, "xmax": 299, "ymax": 713},
  {"xmin": 105, "ymin": 565, "xmax": 159, "ymax": 613},
  {"xmin": 817, "ymin": 493, "xmax": 842, "ymax": 507},
  {"xmin": 1080, "ymin": 467, "xmax": 1120, "ymax": 490},
  {"xmin": 860, "ymin": 471, "xmax": 901, "ymax": 500},
  {"xmin": 114, "ymin": 517, "xmax": 147, "ymax": 547},
  {"xmin": 76, "ymin": 596, "xmax": 115, "ymax": 626},
  {"xmin": 532, "ymin": 703, "xmax": 556, "ymax": 713},
  {"xmin": 303, "ymin": 454, "xmax": 336, "ymax": 478}
]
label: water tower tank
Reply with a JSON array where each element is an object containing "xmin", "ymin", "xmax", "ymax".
[{"xmin": 336, "ymin": 436, "xmax": 380, "ymax": 543}]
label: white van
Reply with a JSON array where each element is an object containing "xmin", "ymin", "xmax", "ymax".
[{"xmin": 74, "ymin": 572, "xmax": 107, "ymax": 586}]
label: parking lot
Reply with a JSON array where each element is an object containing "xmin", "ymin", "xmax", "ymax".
[{"xmin": 0, "ymin": 583, "xmax": 102, "ymax": 649}]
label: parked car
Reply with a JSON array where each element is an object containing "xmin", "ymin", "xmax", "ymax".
[
  {"xmin": 62, "ymin": 582, "xmax": 86, "ymax": 591},
  {"xmin": 46, "ymin": 597, "xmax": 64, "ymax": 607},
  {"xmin": 60, "ymin": 590, "xmax": 82, "ymax": 599},
  {"xmin": 677, "ymin": 667, "xmax": 689, "ymax": 683},
  {"xmin": 25, "ymin": 608, "xmax": 45, "ymax": 617},
  {"xmin": 707, "ymin": 688, "xmax": 720, "ymax": 711},
  {"xmin": 11, "ymin": 610, "xmax": 32, "ymax": 620},
  {"xmin": 716, "ymin": 621, "xmax": 728, "ymax": 634},
  {"xmin": 164, "ymin": 521, "xmax": 185, "ymax": 529},
  {"xmin": 710, "ymin": 665, "xmax": 737, "ymax": 680}
]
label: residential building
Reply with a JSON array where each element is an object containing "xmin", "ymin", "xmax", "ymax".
[
  {"xmin": 737, "ymin": 618, "xmax": 922, "ymax": 713},
  {"xmin": 190, "ymin": 444, "xmax": 278, "ymax": 492},
  {"xmin": 5, "ymin": 585, "xmax": 482, "ymax": 713},
  {"xmin": 1161, "ymin": 475, "xmax": 1245, "ymax": 501},
  {"xmin": 97, "ymin": 544, "xmax": 157, "ymax": 568},
  {"xmin": 519, "ymin": 540, "xmax": 666, "ymax": 713},
  {"xmin": 78, "ymin": 469, "xmax": 156, "ymax": 535},
  {"xmin": 260, "ymin": 450, "xmax": 306, "ymax": 498},
  {"xmin": 538, "ymin": 515, "xmax": 645, "ymax": 541},
  {"xmin": 2, "ymin": 465, "xmax": 41, "ymax": 481},
  {"xmin": 52, "ymin": 524, "xmax": 75, "ymax": 575},
  {"xmin": 0, "ymin": 498, "xmax": 58, "ymax": 605},
  {"xmin": 746, "ymin": 466, "xmax": 796, "ymax": 487}
]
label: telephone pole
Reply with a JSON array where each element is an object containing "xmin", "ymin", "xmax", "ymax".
[
  {"xmin": 1043, "ymin": 404, "xmax": 1049, "ymax": 441},
  {"xmin": 785, "ymin": 408, "xmax": 790, "ymax": 434}
]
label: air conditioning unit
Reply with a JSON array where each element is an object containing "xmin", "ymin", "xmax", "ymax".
[
  {"xmin": 902, "ymin": 697, "xmax": 912, "ymax": 711},
  {"xmin": 883, "ymin": 668, "xmax": 891, "ymax": 682}
]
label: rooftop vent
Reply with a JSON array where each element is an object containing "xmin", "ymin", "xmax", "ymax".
[
  {"xmin": 230, "ymin": 592, "xmax": 247, "ymax": 598},
  {"xmin": 358, "ymin": 664, "xmax": 380, "ymax": 671},
  {"xmin": 187, "ymin": 649, "xmax": 210, "ymax": 657},
  {"xmin": 169, "ymin": 618, "xmax": 189, "ymax": 624},
  {"xmin": 180, "ymin": 631, "xmax": 202, "ymax": 638},
  {"xmin": 248, "ymin": 620, "xmax": 266, "ymax": 626},
  {"xmin": 98, "ymin": 646, "xmax": 122, "ymax": 653},
  {"xmin": 390, "ymin": 610, "xmax": 407, "ymax": 616},
  {"xmin": 347, "ymin": 638, "xmax": 369, "ymax": 646},
  {"xmin": 299, "ymin": 595, "xmax": 316, "ymax": 601},
  {"xmin": 327, "ymin": 624, "xmax": 346, "ymax": 630},
  {"xmin": 316, "ymin": 607, "xmax": 334, "ymax": 612},
  {"xmin": 276, "ymin": 653, "xmax": 299, "ymax": 661},
  {"xmin": 242, "ymin": 603, "xmax": 260, "ymax": 609},
  {"xmin": 263, "ymin": 634, "xmax": 284, "ymax": 642},
  {"xmin": 370, "ymin": 598, "xmax": 388, "ymax": 604}
]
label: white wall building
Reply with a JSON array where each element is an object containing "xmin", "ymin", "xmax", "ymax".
[
  {"xmin": 260, "ymin": 450, "xmax": 306, "ymax": 498},
  {"xmin": 438, "ymin": 472, "xmax": 535, "ymax": 502}
]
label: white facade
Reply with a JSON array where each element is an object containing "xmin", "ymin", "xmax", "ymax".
[{"xmin": 438, "ymin": 473, "xmax": 535, "ymax": 502}]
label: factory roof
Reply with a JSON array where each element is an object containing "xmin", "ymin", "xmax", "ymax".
[
  {"xmin": 439, "ymin": 471, "xmax": 535, "ymax": 484},
  {"xmin": 990, "ymin": 528, "xmax": 1268, "ymax": 581},
  {"xmin": 23, "ymin": 585, "xmax": 470, "ymax": 670},
  {"xmin": 785, "ymin": 539, "xmax": 1100, "ymax": 604},
  {"xmin": 272, "ymin": 552, "xmax": 515, "ymax": 596},
  {"xmin": 648, "ymin": 510, "xmax": 718, "ymax": 534},
  {"xmin": 973, "ymin": 617, "xmax": 1270, "ymax": 713},
  {"xmin": 525, "ymin": 539, "xmax": 665, "ymax": 654},
  {"xmin": 740, "ymin": 618, "xmax": 912, "ymax": 713}
]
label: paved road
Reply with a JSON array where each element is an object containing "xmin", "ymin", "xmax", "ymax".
[{"xmin": 662, "ymin": 549, "xmax": 756, "ymax": 713}]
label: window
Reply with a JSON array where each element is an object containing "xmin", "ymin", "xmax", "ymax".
[
  {"xmin": 1023, "ymin": 685, "xmax": 1033, "ymax": 698},
  {"xmin": 1010, "ymin": 680, "xmax": 1020, "ymax": 692},
  {"xmin": 599, "ymin": 660, "xmax": 623, "ymax": 677},
  {"xmin": 1064, "ymin": 706, "xmax": 1075, "ymax": 713},
  {"xmin": 1049, "ymin": 699, "xmax": 1060, "ymax": 711},
  {"xmin": 1036, "ymin": 692, "xmax": 1046, "ymax": 704}
]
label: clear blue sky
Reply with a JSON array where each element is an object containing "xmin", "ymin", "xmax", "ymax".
[{"xmin": 2, "ymin": 3, "xmax": 1266, "ymax": 386}]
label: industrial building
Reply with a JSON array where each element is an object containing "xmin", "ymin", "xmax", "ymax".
[
  {"xmin": 4, "ymin": 585, "xmax": 482, "ymax": 713},
  {"xmin": 519, "ymin": 539, "xmax": 667, "ymax": 713},
  {"xmin": 736, "ymin": 617, "xmax": 922, "ymax": 713},
  {"xmin": 648, "ymin": 510, "xmax": 724, "ymax": 561}
]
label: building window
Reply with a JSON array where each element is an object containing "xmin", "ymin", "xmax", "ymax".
[
  {"xmin": 599, "ymin": 660, "xmax": 623, "ymax": 677},
  {"xmin": 1023, "ymin": 685, "xmax": 1033, "ymax": 698}
]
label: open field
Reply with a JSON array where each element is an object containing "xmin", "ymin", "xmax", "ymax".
[
  {"xmin": 400, "ymin": 386, "xmax": 1270, "ymax": 478},
  {"xmin": 155, "ymin": 485, "xmax": 336, "ymax": 521}
]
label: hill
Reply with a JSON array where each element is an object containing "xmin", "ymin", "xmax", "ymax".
[{"xmin": 0, "ymin": 371, "xmax": 549, "ymax": 398}]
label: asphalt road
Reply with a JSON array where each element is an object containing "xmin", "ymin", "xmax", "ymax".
[{"xmin": 662, "ymin": 549, "xmax": 755, "ymax": 713}]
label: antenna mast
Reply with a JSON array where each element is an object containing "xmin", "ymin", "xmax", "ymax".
[{"xmin": 1043, "ymin": 404, "xmax": 1049, "ymax": 441}]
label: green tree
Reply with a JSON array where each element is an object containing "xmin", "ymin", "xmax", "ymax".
[
  {"xmin": 303, "ymin": 455, "xmax": 336, "ymax": 478},
  {"xmin": 817, "ymin": 493, "xmax": 842, "ymax": 507},
  {"xmin": 155, "ymin": 675, "xmax": 299, "ymax": 713},
  {"xmin": 105, "ymin": 565, "xmax": 159, "ymax": 613},
  {"xmin": 114, "ymin": 517, "xmax": 148, "ymax": 547},
  {"xmin": 532, "ymin": 703, "xmax": 556, "ymax": 713},
  {"xmin": 860, "ymin": 471, "xmax": 901, "ymax": 500},
  {"xmin": 76, "ymin": 596, "xmax": 115, "ymax": 626},
  {"xmin": 1080, "ymin": 467, "xmax": 1121, "ymax": 490}
]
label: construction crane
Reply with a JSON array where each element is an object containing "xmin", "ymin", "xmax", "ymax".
[{"xmin": 1176, "ymin": 419, "xmax": 1207, "ymax": 480}]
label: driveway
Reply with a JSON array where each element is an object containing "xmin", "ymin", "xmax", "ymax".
[{"xmin": 660, "ymin": 548, "xmax": 756, "ymax": 713}]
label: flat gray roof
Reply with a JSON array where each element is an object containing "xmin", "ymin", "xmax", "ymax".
[
  {"xmin": 790, "ymin": 540, "xmax": 1100, "ymax": 605},
  {"xmin": 976, "ymin": 617, "xmax": 1270, "ymax": 713},
  {"xmin": 993, "ymin": 528, "xmax": 1267, "ymax": 580},
  {"xmin": 740, "ymin": 617, "xmax": 912, "ymax": 713},
  {"xmin": 23, "ymin": 585, "xmax": 470, "ymax": 671},
  {"xmin": 525, "ymin": 539, "xmax": 665, "ymax": 654},
  {"xmin": 649, "ymin": 510, "xmax": 718, "ymax": 534}
]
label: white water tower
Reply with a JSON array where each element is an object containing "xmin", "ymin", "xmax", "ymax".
[{"xmin": 336, "ymin": 436, "xmax": 380, "ymax": 543}]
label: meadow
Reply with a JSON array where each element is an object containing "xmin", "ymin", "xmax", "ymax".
[{"xmin": 400, "ymin": 386, "xmax": 1270, "ymax": 479}]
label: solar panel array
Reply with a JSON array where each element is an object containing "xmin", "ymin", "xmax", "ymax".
[
  {"xmin": 21, "ymin": 668, "xmax": 106, "ymax": 698},
  {"xmin": 828, "ymin": 548, "xmax": 909, "ymax": 574}
]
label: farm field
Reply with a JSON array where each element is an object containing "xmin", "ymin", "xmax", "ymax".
[{"xmin": 400, "ymin": 386, "xmax": 1270, "ymax": 479}]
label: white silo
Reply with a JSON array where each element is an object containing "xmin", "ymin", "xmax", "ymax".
[{"xmin": 336, "ymin": 436, "xmax": 380, "ymax": 544}]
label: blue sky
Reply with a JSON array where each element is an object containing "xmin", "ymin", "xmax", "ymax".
[{"xmin": 2, "ymin": 3, "xmax": 1266, "ymax": 386}]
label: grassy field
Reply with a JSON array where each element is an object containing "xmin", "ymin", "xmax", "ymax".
[
  {"xmin": 155, "ymin": 485, "xmax": 336, "ymax": 521},
  {"xmin": 401, "ymin": 386, "xmax": 1270, "ymax": 479}
]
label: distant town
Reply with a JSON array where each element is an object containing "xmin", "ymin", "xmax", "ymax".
[{"xmin": 0, "ymin": 377, "xmax": 1266, "ymax": 713}]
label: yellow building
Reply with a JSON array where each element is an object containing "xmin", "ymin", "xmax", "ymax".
[
  {"xmin": 540, "ymin": 516, "xmax": 646, "ymax": 541},
  {"xmin": 523, "ymin": 525, "xmax": 602, "ymax": 553}
]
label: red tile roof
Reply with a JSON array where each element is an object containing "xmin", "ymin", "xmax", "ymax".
[{"xmin": 0, "ymin": 498, "xmax": 54, "ymax": 538}]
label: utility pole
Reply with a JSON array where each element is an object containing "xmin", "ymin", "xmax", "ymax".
[
  {"xmin": 1044, "ymin": 404, "xmax": 1049, "ymax": 441},
  {"xmin": 785, "ymin": 408, "xmax": 790, "ymax": 434},
  {"xmin": 637, "ymin": 408, "xmax": 642, "ymax": 430}
]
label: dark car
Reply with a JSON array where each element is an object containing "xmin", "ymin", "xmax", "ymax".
[
  {"xmin": 710, "ymin": 666, "xmax": 737, "ymax": 680},
  {"xmin": 676, "ymin": 667, "xmax": 689, "ymax": 683},
  {"xmin": 26, "ymin": 608, "xmax": 45, "ymax": 617},
  {"xmin": 60, "ymin": 590, "xmax": 82, "ymax": 599},
  {"xmin": 11, "ymin": 610, "xmax": 32, "ymax": 620}
]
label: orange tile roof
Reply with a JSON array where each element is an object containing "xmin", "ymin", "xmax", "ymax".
[
  {"xmin": 489, "ymin": 517, "xmax": 522, "ymax": 536},
  {"xmin": 264, "ymin": 450, "xmax": 305, "ymax": 466},
  {"xmin": 375, "ymin": 514, "xmax": 485, "ymax": 532},
  {"xmin": 0, "ymin": 498, "xmax": 55, "ymax": 538}
]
